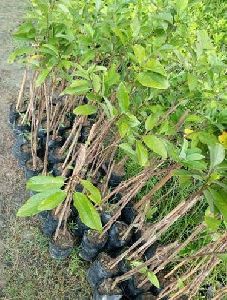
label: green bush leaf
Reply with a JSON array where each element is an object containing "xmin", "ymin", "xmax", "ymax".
[
  {"xmin": 133, "ymin": 44, "xmax": 146, "ymax": 64},
  {"xmin": 73, "ymin": 104, "xmax": 97, "ymax": 116},
  {"xmin": 26, "ymin": 175, "xmax": 65, "ymax": 192},
  {"xmin": 173, "ymin": 169, "xmax": 193, "ymax": 177},
  {"xmin": 143, "ymin": 59, "xmax": 166, "ymax": 76},
  {"xmin": 73, "ymin": 192, "xmax": 102, "ymax": 232},
  {"xmin": 198, "ymin": 132, "xmax": 217, "ymax": 145},
  {"xmin": 117, "ymin": 116, "xmax": 130, "ymax": 137},
  {"xmin": 186, "ymin": 153, "xmax": 205, "ymax": 161},
  {"xmin": 176, "ymin": 0, "xmax": 188, "ymax": 12},
  {"xmin": 204, "ymin": 211, "xmax": 221, "ymax": 232},
  {"xmin": 136, "ymin": 140, "xmax": 148, "ymax": 166},
  {"xmin": 119, "ymin": 143, "xmax": 136, "ymax": 158},
  {"xmin": 187, "ymin": 73, "xmax": 197, "ymax": 91},
  {"xmin": 143, "ymin": 135, "xmax": 167, "ymax": 159},
  {"xmin": 131, "ymin": 260, "xmax": 147, "ymax": 274},
  {"xmin": 104, "ymin": 64, "xmax": 120, "ymax": 88},
  {"xmin": 36, "ymin": 69, "xmax": 51, "ymax": 87},
  {"xmin": 63, "ymin": 80, "xmax": 90, "ymax": 95},
  {"xmin": 92, "ymin": 74, "xmax": 101, "ymax": 93},
  {"xmin": 8, "ymin": 47, "xmax": 33, "ymax": 63},
  {"xmin": 208, "ymin": 189, "xmax": 227, "ymax": 222},
  {"xmin": 117, "ymin": 82, "xmax": 130, "ymax": 112},
  {"xmin": 137, "ymin": 72, "xmax": 169, "ymax": 89},
  {"xmin": 209, "ymin": 144, "xmax": 225, "ymax": 170},
  {"xmin": 147, "ymin": 271, "xmax": 160, "ymax": 288},
  {"xmin": 38, "ymin": 190, "xmax": 66, "ymax": 211},
  {"xmin": 80, "ymin": 180, "xmax": 102, "ymax": 205},
  {"xmin": 145, "ymin": 114, "xmax": 160, "ymax": 131},
  {"xmin": 17, "ymin": 189, "xmax": 63, "ymax": 217}
]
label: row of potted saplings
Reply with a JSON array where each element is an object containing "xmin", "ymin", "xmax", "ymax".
[{"xmin": 9, "ymin": 100, "xmax": 167, "ymax": 300}]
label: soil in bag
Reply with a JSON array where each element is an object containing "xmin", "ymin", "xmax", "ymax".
[
  {"xmin": 121, "ymin": 202, "xmax": 136, "ymax": 225},
  {"xmin": 93, "ymin": 278, "xmax": 122, "ymax": 300},
  {"xmin": 73, "ymin": 216, "xmax": 89, "ymax": 238},
  {"xmin": 120, "ymin": 273, "xmax": 151, "ymax": 299},
  {"xmin": 87, "ymin": 253, "xmax": 119, "ymax": 288},
  {"xmin": 79, "ymin": 230, "xmax": 108, "ymax": 261},
  {"xmin": 49, "ymin": 229, "xmax": 74, "ymax": 260},
  {"xmin": 39, "ymin": 211, "xmax": 59, "ymax": 237},
  {"xmin": 48, "ymin": 147, "xmax": 66, "ymax": 165},
  {"xmin": 106, "ymin": 221, "xmax": 132, "ymax": 252},
  {"xmin": 24, "ymin": 157, "xmax": 44, "ymax": 179},
  {"xmin": 9, "ymin": 104, "xmax": 19, "ymax": 128}
]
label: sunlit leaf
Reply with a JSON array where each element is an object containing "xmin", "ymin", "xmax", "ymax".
[
  {"xmin": 137, "ymin": 72, "xmax": 169, "ymax": 89},
  {"xmin": 147, "ymin": 271, "xmax": 160, "ymax": 288},
  {"xmin": 117, "ymin": 82, "xmax": 130, "ymax": 112},
  {"xmin": 73, "ymin": 104, "xmax": 97, "ymax": 116},
  {"xmin": 136, "ymin": 140, "xmax": 148, "ymax": 166},
  {"xmin": 143, "ymin": 135, "xmax": 167, "ymax": 159},
  {"xmin": 209, "ymin": 144, "xmax": 225, "ymax": 170},
  {"xmin": 73, "ymin": 192, "xmax": 102, "ymax": 232},
  {"xmin": 27, "ymin": 175, "xmax": 65, "ymax": 192},
  {"xmin": 80, "ymin": 180, "xmax": 102, "ymax": 205}
]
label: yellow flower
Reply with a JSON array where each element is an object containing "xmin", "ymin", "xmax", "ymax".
[
  {"xmin": 218, "ymin": 131, "xmax": 227, "ymax": 149},
  {"xmin": 184, "ymin": 128, "xmax": 194, "ymax": 135}
]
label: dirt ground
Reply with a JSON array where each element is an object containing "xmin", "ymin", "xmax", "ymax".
[{"xmin": 0, "ymin": 2, "xmax": 90, "ymax": 299}]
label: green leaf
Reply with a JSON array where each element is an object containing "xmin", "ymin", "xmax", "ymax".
[
  {"xmin": 117, "ymin": 117, "xmax": 130, "ymax": 138},
  {"xmin": 26, "ymin": 176, "xmax": 65, "ymax": 192},
  {"xmin": 80, "ymin": 180, "xmax": 102, "ymax": 205},
  {"xmin": 198, "ymin": 132, "xmax": 217, "ymax": 145},
  {"xmin": 17, "ymin": 189, "xmax": 64, "ymax": 217},
  {"xmin": 208, "ymin": 189, "xmax": 227, "ymax": 222},
  {"xmin": 73, "ymin": 192, "xmax": 102, "ymax": 232},
  {"xmin": 92, "ymin": 74, "xmax": 101, "ymax": 93},
  {"xmin": 17, "ymin": 193, "xmax": 43, "ymax": 217},
  {"xmin": 131, "ymin": 261, "xmax": 147, "ymax": 274},
  {"xmin": 57, "ymin": 3, "xmax": 70, "ymax": 13},
  {"xmin": 137, "ymin": 72, "xmax": 169, "ymax": 89},
  {"xmin": 36, "ymin": 69, "xmax": 51, "ymax": 87},
  {"xmin": 184, "ymin": 160, "xmax": 207, "ymax": 171},
  {"xmin": 186, "ymin": 153, "xmax": 205, "ymax": 161},
  {"xmin": 119, "ymin": 143, "xmax": 136, "ymax": 158},
  {"xmin": 209, "ymin": 144, "xmax": 225, "ymax": 170},
  {"xmin": 8, "ymin": 47, "xmax": 33, "ymax": 63},
  {"xmin": 173, "ymin": 169, "xmax": 192, "ymax": 177},
  {"xmin": 136, "ymin": 141, "xmax": 148, "ymax": 167},
  {"xmin": 41, "ymin": 44, "xmax": 59, "ymax": 56},
  {"xmin": 176, "ymin": 0, "xmax": 188, "ymax": 12},
  {"xmin": 131, "ymin": 16, "xmax": 140, "ymax": 38},
  {"xmin": 38, "ymin": 190, "xmax": 67, "ymax": 211},
  {"xmin": 179, "ymin": 139, "xmax": 189, "ymax": 160},
  {"xmin": 143, "ymin": 135, "xmax": 167, "ymax": 159},
  {"xmin": 95, "ymin": 0, "xmax": 102, "ymax": 12},
  {"xmin": 104, "ymin": 64, "xmax": 120, "ymax": 88},
  {"xmin": 133, "ymin": 44, "xmax": 146, "ymax": 64},
  {"xmin": 187, "ymin": 73, "xmax": 197, "ymax": 92},
  {"xmin": 73, "ymin": 104, "xmax": 97, "ymax": 116},
  {"xmin": 147, "ymin": 272, "xmax": 160, "ymax": 288},
  {"xmin": 125, "ymin": 113, "xmax": 140, "ymax": 128},
  {"xmin": 204, "ymin": 211, "xmax": 221, "ymax": 232},
  {"xmin": 143, "ymin": 59, "xmax": 166, "ymax": 76},
  {"xmin": 146, "ymin": 207, "xmax": 158, "ymax": 220},
  {"xmin": 145, "ymin": 114, "xmax": 160, "ymax": 131},
  {"xmin": 63, "ymin": 80, "xmax": 90, "ymax": 95},
  {"xmin": 117, "ymin": 82, "xmax": 130, "ymax": 112}
]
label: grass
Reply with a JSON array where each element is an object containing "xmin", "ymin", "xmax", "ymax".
[
  {"xmin": 124, "ymin": 155, "xmax": 227, "ymax": 299},
  {"xmin": 2, "ymin": 219, "xmax": 91, "ymax": 300}
]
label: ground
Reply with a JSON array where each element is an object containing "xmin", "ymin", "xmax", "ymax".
[{"xmin": 0, "ymin": 1, "xmax": 90, "ymax": 299}]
